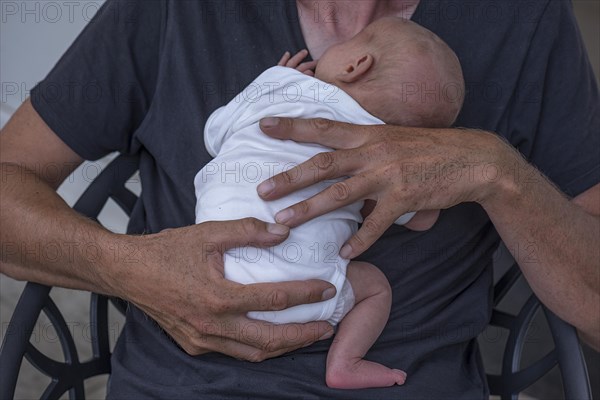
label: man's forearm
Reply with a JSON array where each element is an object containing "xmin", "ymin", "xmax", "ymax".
[
  {"xmin": 0, "ymin": 163, "xmax": 121, "ymax": 295},
  {"xmin": 480, "ymin": 150, "xmax": 600, "ymax": 349}
]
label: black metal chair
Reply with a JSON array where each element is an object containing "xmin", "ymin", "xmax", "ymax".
[
  {"xmin": 484, "ymin": 261, "xmax": 593, "ymax": 399},
  {"xmin": 0, "ymin": 154, "xmax": 593, "ymax": 399}
]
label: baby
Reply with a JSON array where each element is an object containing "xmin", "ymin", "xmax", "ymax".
[{"xmin": 194, "ymin": 17, "xmax": 464, "ymax": 389}]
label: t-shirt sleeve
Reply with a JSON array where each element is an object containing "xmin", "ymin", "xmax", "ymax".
[
  {"xmin": 30, "ymin": 0, "xmax": 164, "ymax": 161},
  {"xmin": 507, "ymin": 0, "xmax": 599, "ymax": 197}
]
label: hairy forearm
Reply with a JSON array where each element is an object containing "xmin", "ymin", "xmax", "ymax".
[
  {"xmin": 480, "ymin": 145, "xmax": 600, "ymax": 349},
  {"xmin": 0, "ymin": 163, "xmax": 121, "ymax": 295}
]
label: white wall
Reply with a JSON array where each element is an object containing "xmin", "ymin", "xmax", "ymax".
[{"xmin": 1, "ymin": 1, "xmax": 106, "ymax": 122}]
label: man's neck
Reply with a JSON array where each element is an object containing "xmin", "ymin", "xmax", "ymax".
[{"xmin": 297, "ymin": 0, "xmax": 421, "ymax": 59}]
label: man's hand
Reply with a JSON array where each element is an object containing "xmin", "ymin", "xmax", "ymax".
[
  {"xmin": 118, "ymin": 218, "xmax": 335, "ymax": 361},
  {"xmin": 256, "ymin": 117, "xmax": 512, "ymax": 258},
  {"xmin": 277, "ymin": 50, "xmax": 317, "ymax": 76}
]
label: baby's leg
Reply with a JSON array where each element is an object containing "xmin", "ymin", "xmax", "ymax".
[{"xmin": 325, "ymin": 261, "xmax": 406, "ymax": 389}]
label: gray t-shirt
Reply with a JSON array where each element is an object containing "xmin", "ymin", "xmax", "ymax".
[{"xmin": 31, "ymin": 0, "xmax": 599, "ymax": 398}]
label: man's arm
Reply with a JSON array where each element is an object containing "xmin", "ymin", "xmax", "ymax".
[
  {"xmin": 0, "ymin": 100, "xmax": 335, "ymax": 360},
  {"xmin": 256, "ymin": 118, "xmax": 600, "ymax": 350},
  {"xmin": 483, "ymin": 161, "xmax": 600, "ymax": 349}
]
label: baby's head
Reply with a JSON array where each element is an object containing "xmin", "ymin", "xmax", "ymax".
[{"xmin": 315, "ymin": 17, "xmax": 464, "ymax": 128}]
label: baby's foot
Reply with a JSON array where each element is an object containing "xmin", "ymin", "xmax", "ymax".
[{"xmin": 326, "ymin": 358, "xmax": 407, "ymax": 389}]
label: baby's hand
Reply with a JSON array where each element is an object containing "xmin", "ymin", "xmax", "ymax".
[{"xmin": 278, "ymin": 50, "xmax": 317, "ymax": 76}]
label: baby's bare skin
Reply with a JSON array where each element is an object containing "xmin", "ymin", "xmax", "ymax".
[{"xmin": 327, "ymin": 261, "xmax": 406, "ymax": 388}]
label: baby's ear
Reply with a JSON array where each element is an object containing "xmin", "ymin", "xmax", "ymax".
[{"xmin": 337, "ymin": 54, "xmax": 374, "ymax": 83}]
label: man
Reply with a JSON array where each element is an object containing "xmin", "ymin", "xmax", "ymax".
[{"xmin": 1, "ymin": 1, "xmax": 598, "ymax": 398}]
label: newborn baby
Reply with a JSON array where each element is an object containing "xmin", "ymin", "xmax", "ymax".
[{"xmin": 194, "ymin": 17, "xmax": 464, "ymax": 389}]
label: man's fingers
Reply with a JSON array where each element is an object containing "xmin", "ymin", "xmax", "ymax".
[
  {"xmin": 259, "ymin": 117, "xmax": 372, "ymax": 150},
  {"xmin": 194, "ymin": 320, "xmax": 333, "ymax": 362},
  {"xmin": 273, "ymin": 176, "xmax": 370, "ymax": 227},
  {"xmin": 340, "ymin": 205, "xmax": 397, "ymax": 258},
  {"xmin": 257, "ymin": 150, "xmax": 358, "ymax": 200},
  {"xmin": 232, "ymin": 279, "xmax": 336, "ymax": 313},
  {"xmin": 201, "ymin": 218, "xmax": 290, "ymax": 252},
  {"xmin": 234, "ymin": 318, "xmax": 333, "ymax": 358}
]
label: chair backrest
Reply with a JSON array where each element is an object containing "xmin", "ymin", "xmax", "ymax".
[
  {"xmin": 0, "ymin": 154, "xmax": 593, "ymax": 399},
  {"xmin": 484, "ymin": 262, "xmax": 593, "ymax": 399},
  {"xmin": 0, "ymin": 154, "xmax": 138, "ymax": 400}
]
